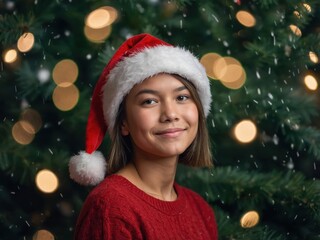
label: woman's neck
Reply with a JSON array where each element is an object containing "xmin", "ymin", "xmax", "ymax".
[{"xmin": 117, "ymin": 156, "xmax": 178, "ymax": 201}]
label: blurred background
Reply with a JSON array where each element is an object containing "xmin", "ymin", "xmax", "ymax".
[{"xmin": 1, "ymin": 0, "xmax": 320, "ymax": 239}]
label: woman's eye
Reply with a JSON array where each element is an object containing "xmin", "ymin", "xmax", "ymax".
[
  {"xmin": 142, "ymin": 99, "xmax": 157, "ymax": 105},
  {"xmin": 177, "ymin": 95, "xmax": 189, "ymax": 101}
]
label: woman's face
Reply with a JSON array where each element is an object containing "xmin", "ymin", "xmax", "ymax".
[{"xmin": 121, "ymin": 73, "xmax": 199, "ymax": 161}]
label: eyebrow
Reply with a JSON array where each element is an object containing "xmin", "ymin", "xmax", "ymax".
[{"xmin": 135, "ymin": 86, "xmax": 187, "ymax": 97}]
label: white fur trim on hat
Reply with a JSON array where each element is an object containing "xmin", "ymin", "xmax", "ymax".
[
  {"xmin": 69, "ymin": 151, "xmax": 106, "ymax": 185},
  {"xmin": 102, "ymin": 45, "xmax": 211, "ymax": 136}
]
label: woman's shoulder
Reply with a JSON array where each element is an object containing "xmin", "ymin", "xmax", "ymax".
[
  {"xmin": 84, "ymin": 175, "xmax": 134, "ymax": 209},
  {"xmin": 74, "ymin": 175, "xmax": 142, "ymax": 238}
]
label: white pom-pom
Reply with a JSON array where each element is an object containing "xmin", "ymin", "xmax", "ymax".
[{"xmin": 69, "ymin": 151, "xmax": 107, "ymax": 186}]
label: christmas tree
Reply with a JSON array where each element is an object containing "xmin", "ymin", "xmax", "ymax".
[{"xmin": 1, "ymin": 0, "xmax": 320, "ymax": 239}]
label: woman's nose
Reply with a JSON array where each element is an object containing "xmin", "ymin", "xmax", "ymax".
[{"xmin": 160, "ymin": 101, "xmax": 179, "ymax": 122}]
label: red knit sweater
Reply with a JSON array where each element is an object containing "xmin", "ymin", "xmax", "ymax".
[{"xmin": 74, "ymin": 175, "xmax": 218, "ymax": 240}]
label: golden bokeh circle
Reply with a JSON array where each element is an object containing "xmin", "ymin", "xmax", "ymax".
[
  {"xmin": 293, "ymin": 11, "xmax": 301, "ymax": 19},
  {"xmin": 234, "ymin": 120, "xmax": 257, "ymax": 143},
  {"xmin": 12, "ymin": 121, "xmax": 35, "ymax": 145},
  {"xmin": 84, "ymin": 24, "xmax": 112, "ymax": 43},
  {"xmin": 289, "ymin": 24, "xmax": 302, "ymax": 37},
  {"xmin": 236, "ymin": 10, "xmax": 256, "ymax": 27},
  {"xmin": 3, "ymin": 49, "xmax": 18, "ymax": 63},
  {"xmin": 20, "ymin": 108, "xmax": 42, "ymax": 134},
  {"xmin": 33, "ymin": 229, "xmax": 55, "ymax": 240},
  {"xmin": 200, "ymin": 53, "xmax": 222, "ymax": 80},
  {"xmin": 220, "ymin": 69, "xmax": 246, "ymax": 89},
  {"xmin": 52, "ymin": 59, "xmax": 78, "ymax": 87},
  {"xmin": 220, "ymin": 64, "xmax": 243, "ymax": 83},
  {"xmin": 19, "ymin": 120, "xmax": 36, "ymax": 135},
  {"xmin": 240, "ymin": 211, "xmax": 260, "ymax": 228},
  {"xmin": 85, "ymin": 8, "xmax": 110, "ymax": 29},
  {"xmin": 303, "ymin": 3, "xmax": 312, "ymax": 13},
  {"xmin": 35, "ymin": 169, "xmax": 59, "ymax": 193},
  {"xmin": 52, "ymin": 84, "xmax": 80, "ymax": 111},
  {"xmin": 100, "ymin": 6, "xmax": 118, "ymax": 24},
  {"xmin": 309, "ymin": 51, "xmax": 318, "ymax": 63},
  {"xmin": 213, "ymin": 57, "xmax": 228, "ymax": 80},
  {"xmin": 17, "ymin": 32, "xmax": 35, "ymax": 52},
  {"xmin": 304, "ymin": 75, "xmax": 318, "ymax": 91}
]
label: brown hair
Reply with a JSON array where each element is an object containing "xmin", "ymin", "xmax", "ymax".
[{"xmin": 106, "ymin": 74, "xmax": 212, "ymax": 174}]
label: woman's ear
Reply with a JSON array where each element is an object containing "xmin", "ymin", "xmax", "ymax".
[{"xmin": 121, "ymin": 120, "xmax": 130, "ymax": 136}]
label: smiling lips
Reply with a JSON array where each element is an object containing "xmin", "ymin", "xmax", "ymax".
[{"xmin": 155, "ymin": 128, "xmax": 186, "ymax": 138}]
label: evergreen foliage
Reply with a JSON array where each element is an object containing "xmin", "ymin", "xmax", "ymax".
[{"xmin": 1, "ymin": 0, "xmax": 319, "ymax": 239}]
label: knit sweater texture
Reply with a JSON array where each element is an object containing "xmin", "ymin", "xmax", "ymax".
[{"xmin": 74, "ymin": 174, "xmax": 218, "ymax": 240}]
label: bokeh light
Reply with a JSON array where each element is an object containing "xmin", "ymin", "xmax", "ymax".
[
  {"xmin": 100, "ymin": 6, "xmax": 118, "ymax": 24},
  {"xmin": 52, "ymin": 84, "xmax": 80, "ymax": 111},
  {"xmin": 220, "ymin": 69, "xmax": 246, "ymax": 89},
  {"xmin": 20, "ymin": 108, "xmax": 42, "ymax": 134},
  {"xmin": 12, "ymin": 121, "xmax": 35, "ymax": 145},
  {"xmin": 84, "ymin": 6, "xmax": 117, "ymax": 43},
  {"xmin": 3, "ymin": 48, "xmax": 18, "ymax": 63},
  {"xmin": 304, "ymin": 75, "xmax": 318, "ymax": 91},
  {"xmin": 85, "ymin": 6, "xmax": 118, "ymax": 28},
  {"xmin": 200, "ymin": 53, "xmax": 223, "ymax": 79},
  {"xmin": 218, "ymin": 62, "xmax": 240, "ymax": 82},
  {"xmin": 234, "ymin": 120, "xmax": 257, "ymax": 143},
  {"xmin": 86, "ymin": 8, "xmax": 111, "ymax": 29},
  {"xmin": 84, "ymin": 24, "xmax": 112, "ymax": 43},
  {"xmin": 236, "ymin": 10, "xmax": 256, "ymax": 27},
  {"xmin": 289, "ymin": 24, "xmax": 302, "ymax": 37},
  {"xmin": 17, "ymin": 32, "xmax": 35, "ymax": 52},
  {"xmin": 213, "ymin": 57, "xmax": 228, "ymax": 80},
  {"xmin": 218, "ymin": 57, "xmax": 245, "ymax": 83},
  {"xmin": 309, "ymin": 51, "xmax": 318, "ymax": 63},
  {"xmin": 303, "ymin": 3, "xmax": 312, "ymax": 13},
  {"xmin": 35, "ymin": 169, "xmax": 59, "ymax": 193},
  {"xmin": 33, "ymin": 229, "xmax": 55, "ymax": 240},
  {"xmin": 240, "ymin": 210, "xmax": 260, "ymax": 228},
  {"xmin": 293, "ymin": 11, "xmax": 301, "ymax": 19},
  {"xmin": 201, "ymin": 53, "xmax": 246, "ymax": 89},
  {"xmin": 52, "ymin": 59, "xmax": 78, "ymax": 87}
]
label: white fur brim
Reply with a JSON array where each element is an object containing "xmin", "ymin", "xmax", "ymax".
[
  {"xmin": 69, "ymin": 151, "xmax": 106, "ymax": 185},
  {"xmin": 102, "ymin": 45, "xmax": 212, "ymax": 136}
]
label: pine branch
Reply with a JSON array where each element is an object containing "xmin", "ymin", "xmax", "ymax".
[
  {"xmin": 0, "ymin": 119, "xmax": 71, "ymax": 184},
  {"xmin": 1, "ymin": 0, "xmax": 320, "ymax": 238},
  {"xmin": 178, "ymin": 165, "xmax": 320, "ymax": 237},
  {"xmin": 171, "ymin": 0, "xmax": 194, "ymax": 8},
  {"xmin": 285, "ymin": 126, "xmax": 320, "ymax": 160},
  {"xmin": 142, "ymin": 25, "xmax": 161, "ymax": 37},
  {"xmin": 244, "ymin": 41, "xmax": 279, "ymax": 67},
  {"xmin": 0, "ymin": 13, "xmax": 35, "ymax": 46},
  {"xmin": 14, "ymin": 62, "xmax": 55, "ymax": 101},
  {"xmin": 211, "ymin": 83, "xmax": 320, "ymax": 160},
  {"xmin": 93, "ymin": 43, "xmax": 117, "ymax": 82},
  {"xmin": 252, "ymin": 0, "xmax": 280, "ymax": 9},
  {"xmin": 230, "ymin": 226, "xmax": 286, "ymax": 240},
  {"xmin": 194, "ymin": 166, "xmax": 319, "ymax": 217},
  {"xmin": 216, "ymin": 207, "xmax": 286, "ymax": 240}
]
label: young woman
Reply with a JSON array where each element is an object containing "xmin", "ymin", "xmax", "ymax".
[{"xmin": 69, "ymin": 33, "xmax": 218, "ymax": 239}]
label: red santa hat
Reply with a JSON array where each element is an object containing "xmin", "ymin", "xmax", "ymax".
[{"xmin": 69, "ymin": 33, "xmax": 212, "ymax": 185}]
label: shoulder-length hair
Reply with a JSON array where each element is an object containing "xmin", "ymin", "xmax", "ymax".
[{"xmin": 106, "ymin": 74, "xmax": 213, "ymax": 174}]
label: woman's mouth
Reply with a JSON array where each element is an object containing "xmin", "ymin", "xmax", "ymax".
[{"xmin": 155, "ymin": 128, "xmax": 185, "ymax": 137}]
